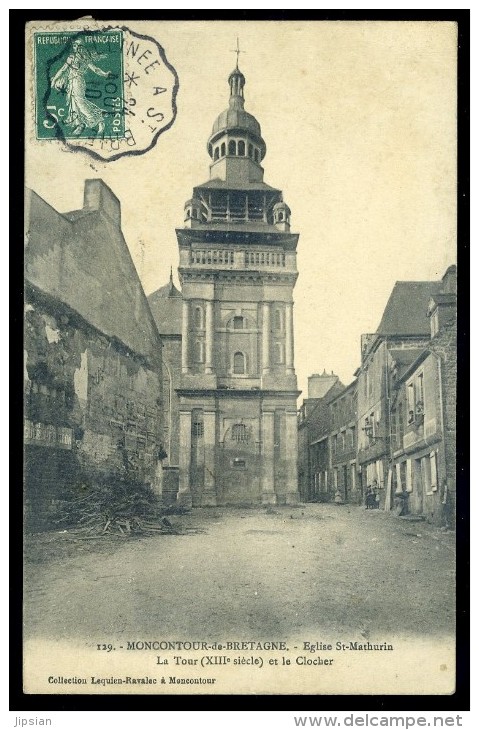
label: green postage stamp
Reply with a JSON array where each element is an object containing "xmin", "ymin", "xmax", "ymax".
[
  {"xmin": 35, "ymin": 30, "xmax": 125, "ymax": 140},
  {"xmin": 32, "ymin": 24, "xmax": 178, "ymax": 161}
]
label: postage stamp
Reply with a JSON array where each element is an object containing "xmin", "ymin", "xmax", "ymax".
[
  {"xmin": 32, "ymin": 25, "xmax": 178, "ymax": 161},
  {"xmin": 35, "ymin": 30, "xmax": 125, "ymax": 141}
]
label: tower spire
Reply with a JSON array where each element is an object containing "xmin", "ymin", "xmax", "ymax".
[
  {"xmin": 206, "ymin": 51, "xmax": 266, "ymax": 181},
  {"xmin": 228, "ymin": 37, "xmax": 246, "ymax": 108},
  {"xmin": 231, "ymin": 37, "xmax": 243, "ymax": 69}
]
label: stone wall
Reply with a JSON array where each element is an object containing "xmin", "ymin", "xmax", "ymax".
[
  {"xmin": 297, "ymin": 418, "xmax": 310, "ymax": 501},
  {"xmin": 24, "ymin": 288, "xmax": 162, "ymax": 529},
  {"xmin": 429, "ymin": 318, "xmax": 457, "ymax": 525}
]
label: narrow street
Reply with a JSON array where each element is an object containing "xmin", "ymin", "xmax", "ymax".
[{"xmin": 24, "ymin": 503, "xmax": 455, "ymax": 643}]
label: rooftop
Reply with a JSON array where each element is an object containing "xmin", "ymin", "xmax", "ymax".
[
  {"xmin": 389, "ymin": 348, "xmax": 426, "ymax": 379},
  {"xmin": 376, "ymin": 281, "xmax": 442, "ymax": 336},
  {"xmin": 195, "ymin": 179, "xmax": 278, "ymax": 192},
  {"xmin": 148, "ymin": 273, "xmax": 183, "ymax": 336},
  {"xmin": 429, "ymin": 292, "xmax": 457, "ymax": 307}
]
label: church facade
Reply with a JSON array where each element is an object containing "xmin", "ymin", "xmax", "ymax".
[{"xmin": 175, "ymin": 63, "xmax": 300, "ymax": 507}]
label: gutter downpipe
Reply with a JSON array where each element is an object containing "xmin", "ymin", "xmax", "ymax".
[{"xmin": 430, "ymin": 351, "xmax": 448, "ymax": 513}]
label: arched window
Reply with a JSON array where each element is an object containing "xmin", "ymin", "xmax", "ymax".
[
  {"xmin": 254, "ymin": 148, "xmax": 259, "ymax": 163},
  {"xmin": 232, "ymin": 423, "xmax": 247, "ymax": 442},
  {"xmin": 214, "ymin": 147, "xmax": 219, "ymax": 161},
  {"xmin": 238, "ymin": 140, "xmax": 245, "ymax": 156},
  {"xmin": 274, "ymin": 309, "xmax": 282, "ymax": 330},
  {"xmin": 279, "ymin": 212, "xmax": 284, "ymax": 221},
  {"xmin": 233, "ymin": 351, "xmax": 245, "ymax": 374},
  {"xmin": 248, "ymin": 143, "xmax": 253, "ymax": 158},
  {"xmin": 221, "ymin": 142, "xmax": 226, "ymax": 157},
  {"xmin": 194, "ymin": 306, "xmax": 203, "ymax": 329},
  {"xmin": 228, "ymin": 140, "xmax": 237, "ymax": 156},
  {"xmin": 233, "ymin": 316, "xmax": 244, "ymax": 330}
]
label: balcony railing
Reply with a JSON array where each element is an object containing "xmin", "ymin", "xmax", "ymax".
[
  {"xmin": 245, "ymin": 251, "xmax": 285, "ymax": 267},
  {"xmin": 189, "ymin": 250, "xmax": 288, "ymax": 268}
]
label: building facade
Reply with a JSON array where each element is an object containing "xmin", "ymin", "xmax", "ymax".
[
  {"xmin": 389, "ymin": 267, "xmax": 457, "ymax": 525},
  {"xmin": 329, "ymin": 380, "xmax": 359, "ymax": 503},
  {"xmin": 299, "ymin": 265, "xmax": 456, "ymax": 524},
  {"xmin": 356, "ymin": 280, "xmax": 442, "ymax": 508},
  {"xmin": 298, "ymin": 372, "xmax": 344, "ymax": 502},
  {"xmin": 24, "ymin": 180, "xmax": 164, "ymax": 528},
  {"xmin": 175, "ymin": 63, "xmax": 300, "ymax": 507}
]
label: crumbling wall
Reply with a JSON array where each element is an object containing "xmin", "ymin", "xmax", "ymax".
[{"xmin": 24, "ymin": 291, "xmax": 162, "ymax": 529}]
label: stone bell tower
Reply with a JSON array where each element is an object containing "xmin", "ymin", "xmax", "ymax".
[{"xmin": 176, "ymin": 59, "xmax": 300, "ymax": 507}]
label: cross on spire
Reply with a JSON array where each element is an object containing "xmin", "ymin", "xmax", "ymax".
[{"xmin": 231, "ymin": 37, "xmax": 244, "ymax": 68}]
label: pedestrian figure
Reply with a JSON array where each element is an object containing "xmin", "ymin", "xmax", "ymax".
[
  {"xmin": 334, "ymin": 489, "xmax": 344, "ymax": 505},
  {"xmin": 393, "ymin": 487, "xmax": 408, "ymax": 516},
  {"xmin": 365, "ymin": 486, "xmax": 375, "ymax": 509}
]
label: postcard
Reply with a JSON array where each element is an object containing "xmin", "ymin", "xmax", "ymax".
[{"xmin": 23, "ymin": 18, "xmax": 458, "ymax": 696}]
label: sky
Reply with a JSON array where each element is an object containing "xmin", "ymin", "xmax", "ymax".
[{"xmin": 26, "ymin": 20, "xmax": 457, "ymax": 398}]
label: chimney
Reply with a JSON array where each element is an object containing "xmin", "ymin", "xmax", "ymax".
[
  {"xmin": 83, "ymin": 179, "xmax": 121, "ymax": 227},
  {"xmin": 441, "ymin": 264, "xmax": 457, "ymax": 294},
  {"xmin": 308, "ymin": 372, "xmax": 339, "ymax": 399}
]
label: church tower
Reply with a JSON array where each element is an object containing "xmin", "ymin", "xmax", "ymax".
[{"xmin": 176, "ymin": 59, "xmax": 300, "ymax": 507}]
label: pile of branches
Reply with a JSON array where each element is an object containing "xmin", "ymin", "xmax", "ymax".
[{"xmin": 52, "ymin": 477, "xmax": 178, "ymax": 537}]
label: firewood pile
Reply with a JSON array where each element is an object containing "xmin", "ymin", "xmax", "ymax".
[{"xmin": 51, "ymin": 479, "xmax": 186, "ymax": 538}]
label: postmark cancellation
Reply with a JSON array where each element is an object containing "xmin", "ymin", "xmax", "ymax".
[{"xmin": 31, "ymin": 24, "xmax": 178, "ymax": 161}]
